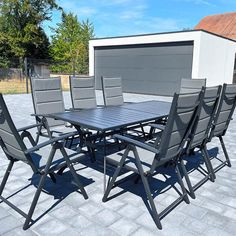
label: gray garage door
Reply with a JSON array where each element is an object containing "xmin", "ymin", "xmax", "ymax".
[{"xmin": 94, "ymin": 41, "xmax": 194, "ymax": 96}]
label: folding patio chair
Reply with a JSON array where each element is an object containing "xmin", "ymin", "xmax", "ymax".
[
  {"xmin": 181, "ymin": 86, "xmax": 222, "ymax": 198},
  {"xmin": 101, "ymin": 76, "xmax": 149, "ymax": 139},
  {"xmin": 70, "ymin": 76, "xmax": 97, "ymax": 109},
  {"xmin": 69, "ymin": 75, "xmax": 101, "ymax": 161},
  {"xmin": 30, "ymin": 76, "xmax": 67, "ymax": 138},
  {"xmin": 207, "ymin": 83, "xmax": 236, "ymax": 172},
  {"xmin": 101, "ymin": 76, "xmax": 124, "ymax": 106},
  {"xmin": 103, "ymin": 91, "xmax": 202, "ymax": 229},
  {"xmin": 0, "ymin": 94, "xmax": 88, "ymax": 230},
  {"xmin": 180, "ymin": 78, "xmax": 206, "ymax": 93}
]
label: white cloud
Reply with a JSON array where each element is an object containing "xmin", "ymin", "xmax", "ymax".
[
  {"xmin": 76, "ymin": 7, "xmax": 97, "ymax": 17},
  {"xmin": 59, "ymin": 2, "xmax": 97, "ymax": 17},
  {"xmin": 175, "ymin": 0, "xmax": 215, "ymax": 6},
  {"xmin": 119, "ymin": 4, "xmax": 147, "ymax": 20}
]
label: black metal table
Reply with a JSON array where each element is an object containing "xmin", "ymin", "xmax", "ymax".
[{"xmin": 49, "ymin": 100, "xmax": 171, "ymax": 191}]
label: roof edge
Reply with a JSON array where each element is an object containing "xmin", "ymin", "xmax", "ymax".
[{"xmin": 90, "ymin": 29, "xmax": 236, "ymax": 43}]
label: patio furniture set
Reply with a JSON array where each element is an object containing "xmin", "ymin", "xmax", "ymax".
[{"xmin": 0, "ymin": 76, "xmax": 235, "ymax": 231}]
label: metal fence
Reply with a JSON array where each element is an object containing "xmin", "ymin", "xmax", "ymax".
[{"xmin": 0, "ymin": 58, "xmax": 85, "ymax": 94}]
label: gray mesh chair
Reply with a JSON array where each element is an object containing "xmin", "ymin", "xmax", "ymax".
[
  {"xmin": 0, "ymin": 94, "xmax": 88, "ymax": 230},
  {"xmin": 182, "ymin": 86, "xmax": 222, "ymax": 197},
  {"xmin": 102, "ymin": 91, "xmax": 202, "ymax": 230},
  {"xmin": 208, "ymin": 83, "xmax": 236, "ymax": 172},
  {"xmin": 101, "ymin": 76, "xmax": 124, "ymax": 106},
  {"xmin": 70, "ymin": 76, "xmax": 97, "ymax": 109},
  {"xmin": 180, "ymin": 78, "xmax": 206, "ymax": 93},
  {"xmin": 31, "ymin": 77, "xmax": 65, "ymax": 129}
]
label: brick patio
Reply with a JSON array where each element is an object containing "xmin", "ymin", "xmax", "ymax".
[{"xmin": 0, "ymin": 91, "xmax": 235, "ymax": 236}]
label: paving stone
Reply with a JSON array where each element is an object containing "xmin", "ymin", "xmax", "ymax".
[
  {"xmin": 78, "ymin": 201, "xmax": 103, "ymax": 217},
  {"xmin": 32, "ymin": 218, "xmax": 68, "ymax": 235},
  {"xmin": 0, "ymin": 206, "xmax": 10, "ymax": 219},
  {"xmin": 109, "ymin": 218, "xmax": 139, "ymax": 236},
  {"xmin": 132, "ymin": 227, "xmax": 160, "ymax": 236},
  {"xmin": 222, "ymin": 207, "xmax": 236, "ymax": 221},
  {"xmin": 202, "ymin": 226, "xmax": 232, "ymax": 236},
  {"xmin": 0, "ymin": 92, "xmax": 236, "ymax": 236},
  {"xmin": 181, "ymin": 216, "xmax": 208, "ymax": 233},
  {"xmin": 180, "ymin": 204, "xmax": 208, "ymax": 219},
  {"xmin": 135, "ymin": 212, "xmax": 157, "ymax": 231},
  {"xmin": 49, "ymin": 204, "xmax": 78, "ymax": 220},
  {"xmin": 67, "ymin": 214, "xmax": 93, "ymax": 229},
  {"xmin": 201, "ymin": 211, "xmax": 229, "ymax": 228},
  {"xmin": 117, "ymin": 203, "xmax": 143, "ymax": 219},
  {"xmin": 223, "ymin": 219, "xmax": 236, "ymax": 235},
  {"xmin": 81, "ymin": 224, "xmax": 118, "ymax": 236},
  {"xmin": 0, "ymin": 215, "xmax": 22, "ymax": 235},
  {"xmin": 3, "ymin": 227, "xmax": 37, "ymax": 236},
  {"xmin": 91, "ymin": 208, "xmax": 121, "ymax": 226}
]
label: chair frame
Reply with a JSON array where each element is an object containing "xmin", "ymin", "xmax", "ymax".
[
  {"xmin": 180, "ymin": 78, "xmax": 206, "ymax": 94},
  {"xmin": 0, "ymin": 94, "xmax": 88, "ymax": 230},
  {"xmin": 101, "ymin": 76, "xmax": 124, "ymax": 106},
  {"xmin": 69, "ymin": 75, "xmax": 97, "ymax": 110},
  {"xmin": 103, "ymin": 91, "xmax": 202, "ymax": 229},
  {"xmin": 208, "ymin": 83, "xmax": 236, "ymax": 172},
  {"xmin": 181, "ymin": 86, "xmax": 222, "ymax": 198}
]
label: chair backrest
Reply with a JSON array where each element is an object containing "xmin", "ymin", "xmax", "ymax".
[
  {"xmin": 180, "ymin": 78, "xmax": 206, "ymax": 93},
  {"xmin": 101, "ymin": 76, "xmax": 124, "ymax": 106},
  {"xmin": 187, "ymin": 86, "xmax": 222, "ymax": 149},
  {"xmin": 209, "ymin": 83, "xmax": 236, "ymax": 139},
  {"xmin": 150, "ymin": 91, "xmax": 202, "ymax": 172},
  {"xmin": 0, "ymin": 94, "xmax": 29, "ymax": 163},
  {"xmin": 30, "ymin": 77, "xmax": 65, "ymax": 127},
  {"xmin": 70, "ymin": 76, "xmax": 97, "ymax": 109}
]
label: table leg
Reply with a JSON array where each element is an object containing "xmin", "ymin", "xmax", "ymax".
[{"xmin": 103, "ymin": 132, "xmax": 107, "ymax": 194}]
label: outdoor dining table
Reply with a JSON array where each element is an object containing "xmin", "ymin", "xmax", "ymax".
[{"xmin": 48, "ymin": 100, "xmax": 172, "ymax": 190}]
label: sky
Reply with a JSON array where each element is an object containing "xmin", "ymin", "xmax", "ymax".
[{"xmin": 43, "ymin": 0, "xmax": 236, "ymax": 39}]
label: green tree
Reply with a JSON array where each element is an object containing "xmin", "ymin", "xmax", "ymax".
[
  {"xmin": 0, "ymin": 0, "xmax": 61, "ymax": 67},
  {"xmin": 50, "ymin": 12, "xmax": 94, "ymax": 74}
]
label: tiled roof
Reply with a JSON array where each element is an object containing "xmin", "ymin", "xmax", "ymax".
[{"xmin": 195, "ymin": 12, "xmax": 236, "ymax": 40}]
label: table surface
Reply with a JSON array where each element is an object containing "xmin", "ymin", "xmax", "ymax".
[{"xmin": 49, "ymin": 100, "xmax": 171, "ymax": 132}]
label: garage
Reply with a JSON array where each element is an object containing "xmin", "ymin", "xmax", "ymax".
[
  {"xmin": 94, "ymin": 42, "xmax": 193, "ymax": 96},
  {"xmin": 89, "ymin": 30, "xmax": 236, "ymax": 96}
]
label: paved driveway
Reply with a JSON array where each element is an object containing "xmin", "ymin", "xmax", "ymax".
[{"xmin": 0, "ymin": 91, "xmax": 235, "ymax": 236}]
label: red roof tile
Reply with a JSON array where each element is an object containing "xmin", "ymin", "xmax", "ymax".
[{"xmin": 195, "ymin": 12, "xmax": 236, "ymax": 40}]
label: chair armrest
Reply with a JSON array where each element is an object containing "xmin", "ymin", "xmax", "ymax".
[
  {"xmin": 25, "ymin": 131, "xmax": 79, "ymax": 154},
  {"xmin": 113, "ymin": 134, "xmax": 159, "ymax": 154},
  {"xmin": 17, "ymin": 123, "xmax": 43, "ymax": 132},
  {"xmin": 31, "ymin": 113, "xmax": 52, "ymax": 118},
  {"xmin": 148, "ymin": 123, "xmax": 166, "ymax": 131}
]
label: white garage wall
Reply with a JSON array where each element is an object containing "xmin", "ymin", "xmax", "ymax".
[
  {"xmin": 89, "ymin": 30, "xmax": 236, "ymax": 92},
  {"xmin": 89, "ymin": 31, "xmax": 201, "ymax": 77},
  {"xmin": 196, "ymin": 31, "xmax": 236, "ymax": 86}
]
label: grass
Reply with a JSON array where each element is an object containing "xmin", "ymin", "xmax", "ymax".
[
  {"xmin": 0, "ymin": 77, "xmax": 69, "ymax": 94},
  {"xmin": 0, "ymin": 79, "xmax": 30, "ymax": 94}
]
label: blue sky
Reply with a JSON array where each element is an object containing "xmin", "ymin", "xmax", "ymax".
[{"xmin": 43, "ymin": 0, "xmax": 236, "ymax": 39}]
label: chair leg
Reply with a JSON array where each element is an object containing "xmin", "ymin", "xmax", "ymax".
[
  {"xmin": 219, "ymin": 136, "xmax": 231, "ymax": 167},
  {"xmin": 60, "ymin": 147, "xmax": 88, "ymax": 200},
  {"xmin": 23, "ymin": 147, "xmax": 56, "ymax": 230},
  {"xmin": 102, "ymin": 146, "xmax": 131, "ymax": 202},
  {"xmin": 179, "ymin": 159, "xmax": 196, "ymax": 199},
  {"xmin": 133, "ymin": 148, "xmax": 162, "ymax": 230},
  {"xmin": 175, "ymin": 164, "xmax": 190, "ymax": 204},
  {"xmin": 0, "ymin": 160, "xmax": 14, "ymax": 196},
  {"xmin": 23, "ymin": 171, "xmax": 48, "ymax": 230},
  {"xmin": 202, "ymin": 146, "xmax": 215, "ymax": 181}
]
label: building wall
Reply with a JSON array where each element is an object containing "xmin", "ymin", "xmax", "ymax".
[
  {"xmin": 94, "ymin": 42, "xmax": 193, "ymax": 95},
  {"xmin": 90, "ymin": 30, "xmax": 236, "ymax": 96},
  {"xmin": 196, "ymin": 31, "xmax": 236, "ymax": 86}
]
